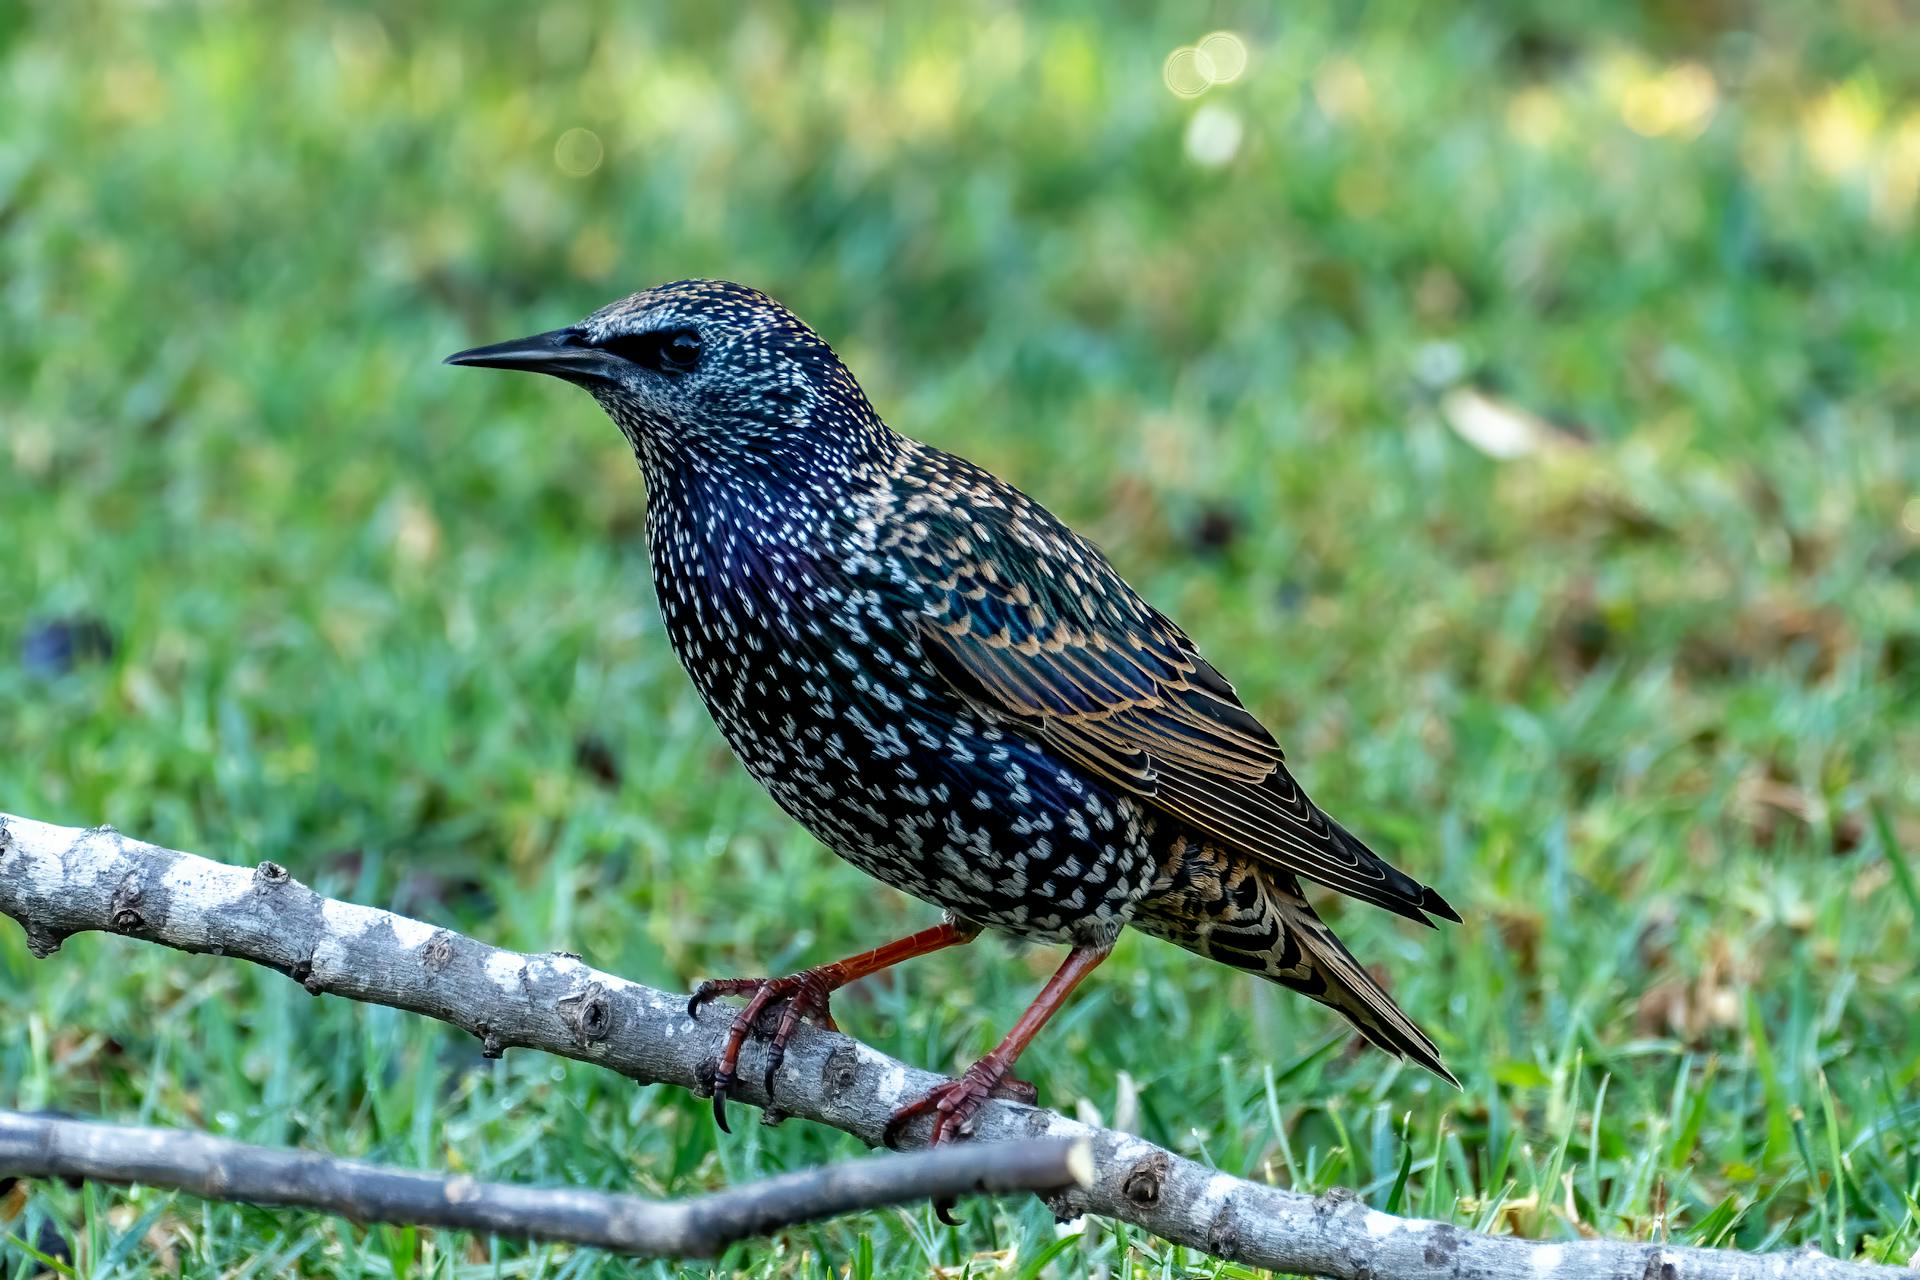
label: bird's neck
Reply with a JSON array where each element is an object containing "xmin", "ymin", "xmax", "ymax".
[
  {"xmin": 639, "ymin": 431, "xmax": 898, "ymax": 592},
  {"xmin": 641, "ymin": 440, "xmax": 897, "ymax": 719}
]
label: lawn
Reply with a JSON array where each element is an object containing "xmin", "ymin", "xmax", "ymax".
[{"xmin": 3, "ymin": 2, "xmax": 1918, "ymax": 1276}]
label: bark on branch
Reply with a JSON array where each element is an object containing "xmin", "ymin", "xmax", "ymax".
[
  {"xmin": 2, "ymin": 812, "xmax": 1913, "ymax": 1279},
  {"xmin": 0, "ymin": 1110, "xmax": 1086, "ymax": 1257}
]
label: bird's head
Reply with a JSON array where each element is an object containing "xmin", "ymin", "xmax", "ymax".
[{"xmin": 446, "ymin": 279, "xmax": 892, "ymax": 483}]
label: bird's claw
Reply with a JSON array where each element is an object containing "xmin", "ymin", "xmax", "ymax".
[
  {"xmin": 994, "ymin": 1075, "xmax": 1039, "ymax": 1105},
  {"xmin": 687, "ymin": 975, "xmax": 763, "ymax": 1021},
  {"xmin": 688, "ymin": 970, "xmax": 839, "ymax": 1133},
  {"xmin": 882, "ymin": 1055, "xmax": 1031, "ymax": 1152}
]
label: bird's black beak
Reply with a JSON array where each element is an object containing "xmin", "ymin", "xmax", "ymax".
[{"xmin": 443, "ymin": 327, "xmax": 616, "ymax": 384}]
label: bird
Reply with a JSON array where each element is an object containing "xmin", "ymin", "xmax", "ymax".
[{"xmin": 446, "ymin": 279, "xmax": 1459, "ymax": 1149}]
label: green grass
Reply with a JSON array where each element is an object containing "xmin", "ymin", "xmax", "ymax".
[{"xmin": 4, "ymin": 2, "xmax": 1919, "ymax": 1276}]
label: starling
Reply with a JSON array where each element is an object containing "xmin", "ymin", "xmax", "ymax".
[{"xmin": 447, "ymin": 280, "xmax": 1459, "ymax": 1145}]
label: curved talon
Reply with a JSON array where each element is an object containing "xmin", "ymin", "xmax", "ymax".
[
  {"xmin": 935, "ymin": 1198, "xmax": 963, "ymax": 1226},
  {"xmin": 690, "ymin": 969, "xmax": 842, "ymax": 1131},
  {"xmin": 711, "ymin": 1070, "xmax": 735, "ymax": 1133},
  {"xmin": 688, "ymin": 976, "xmax": 762, "ymax": 1023},
  {"xmin": 762, "ymin": 1043, "xmax": 786, "ymax": 1097},
  {"xmin": 687, "ymin": 981, "xmax": 726, "ymax": 1021}
]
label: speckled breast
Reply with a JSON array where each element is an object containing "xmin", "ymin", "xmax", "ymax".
[{"xmin": 647, "ymin": 527, "xmax": 1160, "ymax": 944}]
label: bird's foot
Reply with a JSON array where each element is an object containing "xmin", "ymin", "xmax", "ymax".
[
  {"xmin": 882, "ymin": 1058, "xmax": 1038, "ymax": 1224},
  {"xmin": 882, "ymin": 1055, "xmax": 1037, "ymax": 1151},
  {"xmin": 687, "ymin": 969, "xmax": 842, "ymax": 1133}
]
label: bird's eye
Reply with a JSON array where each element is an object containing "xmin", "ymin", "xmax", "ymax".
[
  {"xmin": 661, "ymin": 330, "xmax": 701, "ymax": 372},
  {"xmin": 600, "ymin": 327, "xmax": 702, "ymax": 375}
]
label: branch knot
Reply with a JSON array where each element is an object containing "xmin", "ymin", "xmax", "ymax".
[
  {"xmin": 1205, "ymin": 1200, "xmax": 1242, "ymax": 1258},
  {"xmin": 109, "ymin": 873, "xmax": 146, "ymax": 934},
  {"xmin": 422, "ymin": 931, "xmax": 455, "ymax": 972},
  {"xmin": 558, "ymin": 983, "xmax": 613, "ymax": 1047},
  {"xmin": 24, "ymin": 922, "xmax": 70, "ymax": 959},
  {"xmin": 289, "ymin": 956, "xmax": 323, "ymax": 994},
  {"xmin": 821, "ymin": 1044, "xmax": 860, "ymax": 1099},
  {"xmin": 1123, "ymin": 1151, "xmax": 1170, "ymax": 1206}
]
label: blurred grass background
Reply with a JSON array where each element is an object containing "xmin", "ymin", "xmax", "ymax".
[{"xmin": 3, "ymin": 1, "xmax": 1919, "ymax": 1276}]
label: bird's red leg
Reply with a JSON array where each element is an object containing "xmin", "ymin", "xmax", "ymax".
[
  {"xmin": 883, "ymin": 943, "xmax": 1110, "ymax": 1152},
  {"xmin": 689, "ymin": 919, "xmax": 980, "ymax": 1132}
]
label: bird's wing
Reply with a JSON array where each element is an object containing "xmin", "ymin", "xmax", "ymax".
[{"xmin": 884, "ymin": 449, "xmax": 1455, "ymax": 926}]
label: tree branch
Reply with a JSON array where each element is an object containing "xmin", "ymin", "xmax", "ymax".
[
  {"xmin": 0, "ymin": 1110, "xmax": 1087, "ymax": 1257},
  {"xmin": 2, "ymin": 813, "xmax": 1912, "ymax": 1279}
]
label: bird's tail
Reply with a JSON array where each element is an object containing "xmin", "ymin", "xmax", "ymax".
[{"xmin": 1133, "ymin": 841, "xmax": 1458, "ymax": 1085}]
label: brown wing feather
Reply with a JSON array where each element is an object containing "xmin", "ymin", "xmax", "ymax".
[{"xmin": 889, "ymin": 447, "xmax": 1455, "ymax": 925}]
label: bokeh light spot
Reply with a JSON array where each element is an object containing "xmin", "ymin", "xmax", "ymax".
[
  {"xmin": 1313, "ymin": 57, "xmax": 1373, "ymax": 122},
  {"xmin": 1197, "ymin": 32, "xmax": 1247, "ymax": 84},
  {"xmin": 1619, "ymin": 61, "xmax": 1717, "ymax": 139},
  {"xmin": 1163, "ymin": 46, "xmax": 1211, "ymax": 98},
  {"xmin": 554, "ymin": 127, "xmax": 604, "ymax": 177},
  {"xmin": 1165, "ymin": 32, "xmax": 1248, "ymax": 98},
  {"xmin": 1184, "ymin": 104, "xmax": 1244, "ymax": 167}
]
